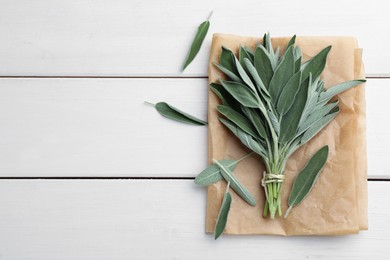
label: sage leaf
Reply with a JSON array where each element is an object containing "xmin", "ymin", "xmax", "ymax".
[
  {"xmin": 254, "ymin": 45, "xmax": 274, "ymax": 89},
  {"xmin": 235, "ymin": 57, "xmax": 257, "ymax": 92},
  {"xmin": 214, "ymin": 63, "xmax": 243, "ymax": 83},
  {"xmin": 269, "ymin": 46, "xmax": 295, "ymax": 103},
  {"xmin": 279, "ymin": 78, "xmax": 309, "ymax": 143},
  {"xmin": 277, "ymin": 71, "xmax": 301, "ymax": 115},
  {"xmin": 220, "ymin": 80, "xmax": 260, "ymax": 108},
  {"xmin": 319, "ymin": 80, "xmax": 366, "ymax": 104},
  {"xmin": 182, "ymin": 13, "xmax": 212, "ymax": 71},
  {"xmin": 241, "ymin": 106, "xmax": 267, "ymax": 139},
  {"xmin": 214, "ymin": 159, "xmax": 256, "ymax": 206},
  {"xmin": 220, "ymin": 46, "xmax": 239, "ymax": 74},
  {"xmin": 219, "ymin": 118, "xmax": 266, "ymax": 156},
  {"xmin": 151, "ymin": 102, "xmax": 207, "ymax": 125},
  {"xmin": 243, "ymin": 58, "xmax": 271, "ymax": 101},
  {"xmin": 194, "ymin": 160, "xmax": 236, "ymax": 186},
  {"xmin": 285, "ymin": 145, "xmax": 329, "ymax": 217},
  {"xmin": 239, "ymin": 46, "xmax": 254, "ymax": 68},
  {"xmin": 217, "ymin": 105, "xmax": 259, "ymax": 139},
  {"xmin": 287, "ymin": 35, "xmax": 296, "ymax": 49},
  {"xmin": 300, "ymin": 108, "xmax": 339, "ymax": 144},
  {"xmin": 214, "ymin": 190, "xmax": 232, "ymax": 239},
  {"xmin": 297, "ymin": 101, "xmax": 339, "ymax": 136},
  {"xmin": 301, "ymin": 46, "xmax": 331, "ymax": 81},
  {"xmin": 267, "ymin": 109, "xmax": 280, "ymax": 135}
]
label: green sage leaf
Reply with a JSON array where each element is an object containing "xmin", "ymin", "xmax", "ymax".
[
  {"xmin": 254, "ymin": 45, "xmax": 274, "ymax": 89},
  {"xmin": 319, "ymin": 80, "xmax": 366, "ymax": 104},
  {"xmin": 194, "ymin": 160, "xmax": 236, "ymax": 186},
  {"xmin": 297, "ymin": 101, "xmax": 339, "ymax": 136},
  {"xmin": 219, "ymin": 118, "xmax": 266, "ymax": 156},
  {"xmin": 301, "ymin": 46, "xmax": 331, "ymax": 81},
  {"xmin": 235, "ymin": 57, "xmax": 257, "ymax": 92},
  {"xmin": 269, "ymin": 46, "xmax": 295, "ymax": 103},
  {"xmin": 220, "ymin": 46, "xmax": 239, "ymax": 75},
  {"xmin": 300, "ymin": 108, "xmax": 339, "ymax": 144},
  {"xmin": 285, "ymin": 145, "xmax": 329, "ymax": 217},
  {"xmin": 287, "ymin": 35, "xmax": 296, "ymax": 49},
  {"xmin": 243, "ymin": 58, "xmax": 271, "ymax": 101},
  {"xmin": 152, "ymin": 102, "xmax": 207, "ymax": 125},
  {"xmin": 214, "ymin": 159, "xmax": 256, "ymax": 206},
  {"xmin": 279, "ymin": 78, "xmax": 309, "ymax": 143},
  {"xmin": 214, "ymin": 190, "xmax": 232, "ymax": 240},
  {"xmin": 241, "ymin": 106, "xmax": 267, "ymax": 140},
  {"xmin": 277, "ymin": 71, "xmax": 302, "ymax": 115},
  {"xmin": 239, "ymin": 46, "xmax": 254, "ymax": 69},
  {"xmin": 217, "ymin": 105, "xmax": 259, "ymax": 139},
  {"xmin": 220, "ymin": 80, "xmax": 260, "ymax": 108},
  {"xmin": 182, "ymin": 17, "xmax": 210, "ymax": 71},
  {"xmin": 214, "ymin": 63, "xmax": 243, "ymax": 83}
]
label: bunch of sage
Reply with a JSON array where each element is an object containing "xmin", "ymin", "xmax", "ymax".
[{"xmin": 196, "ymin": 33, "xmax": 365, "ymax": 223}]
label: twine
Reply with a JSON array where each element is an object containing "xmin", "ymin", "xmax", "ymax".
[{"xmin": 261, "ymin": 171, "xmax": 285, "ymax": 187}]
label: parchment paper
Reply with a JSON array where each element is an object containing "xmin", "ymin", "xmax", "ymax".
[{"xmin": 206, "ymin": 34, "xmax": 367, "ymax": 235}]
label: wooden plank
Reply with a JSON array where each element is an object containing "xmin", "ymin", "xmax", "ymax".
[
  {"xmin": 0, "ymin": 180, "xmax": 387, "ymax": 259},
  {"xmin": 0, "ymin": 78, "xmax": 386, "ymax": 178},
  {"xmin": 0, "ymin": 0, "xmax": 389, "ymax": 76}
]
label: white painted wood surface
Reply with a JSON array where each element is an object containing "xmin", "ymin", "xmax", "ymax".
[
  {"xmin": 0, "ymin": 0, "xmax": 389, "ymax": 76},
  {"xmin": 0, "ymin": 0, "xmax": 389, "ymax": 258},
  {"xmin": 0, "ymin": 78, "xmax": 387, "ymax": 178},
  {"xmin": 0, "ymin": 180, "xmax": 387, "ymax": 260}
]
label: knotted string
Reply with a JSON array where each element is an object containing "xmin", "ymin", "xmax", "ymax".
[{"xmin": 261, "ymin": 171, "xmax": 285, "ymax": 187}]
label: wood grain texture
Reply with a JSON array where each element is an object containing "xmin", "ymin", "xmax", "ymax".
[
  {"xmin": 0, "ymin": 0, "xmax": 389, "ymax": 76},
  {"xmin": 0, "ymin": 78, "xmax": 386, "ymax": 178},
  {"xmin": 0, "ymin": 180, "xmax": 386, "ymax": 260}
]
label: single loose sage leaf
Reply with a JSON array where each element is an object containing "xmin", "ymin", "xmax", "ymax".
[
  {"xmin": 152, "ymin": 102, "xmax": 207, "ymax": 125},
  {"xmin": 319, "ymin": 80, "xmax": 366, "ymax": 104},
  {"xmin": 269, "ymin": 46, "xmax": 295, "ymax": 103},
  {"xmin": 285, "ymin": 145, "xmax": 329, "ymax": 217},
  {"xmin": 254, "ymin": 45, "xmax": 274, "ymax": 89},
  {"xmin": 194, "ymin": 160, "xmax": 236, "ymax": 186},
  {"xmin": 214, "ymin": 191, "xmax": 232, "ymax": 240},
  {"xmin": 214, "ymin": 159, "xmax": 256, "ymax": 206},
  {"xmin": 182, "ymin": 14, "xmax": 211, "ymax": 71},
  {"xmin": 301, "ymin": 46, "xmax": 331, "ymax": 81},
  {"xmin": 277, "ymin": 71, "xmax": 301, "ymax": 115},
  {"xmin": 217, "ymin": 105, "xmax": 259, "ymax": 139},
  {"xmin": 220, "ymin": 80, "xmax": 260, "ymax": 108}
]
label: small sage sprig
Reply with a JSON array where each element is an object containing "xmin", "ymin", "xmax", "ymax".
[
  {"xmin": 182, "ymin": 11, "xmax": 213, "ymax": 71},
  {"xmin": 194, "ymin": 152, "xmax": 254, "ymax": 239},
  {"xmin": 145, "ymin": 101, "xmax": 207, "ymax": 125}
]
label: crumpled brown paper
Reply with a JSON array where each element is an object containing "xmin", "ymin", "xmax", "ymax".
[{"xmin": 206, "ymin": 34, "xmax": 367, "ymax": 235}]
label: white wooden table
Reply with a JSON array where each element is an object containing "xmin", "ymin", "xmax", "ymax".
[{"xmin": 0, "ymin": 0, "xmax": 389, "ymax": 259}]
